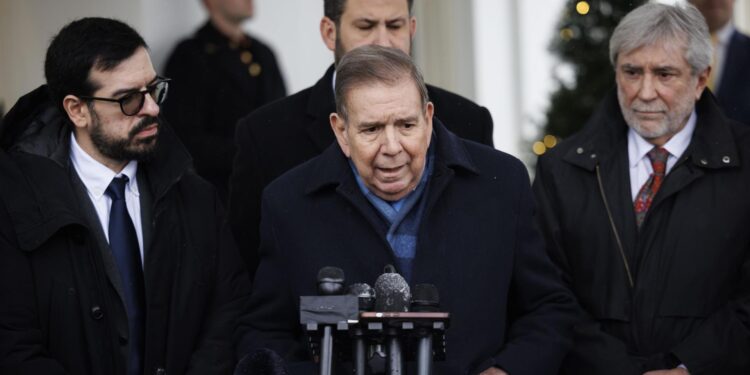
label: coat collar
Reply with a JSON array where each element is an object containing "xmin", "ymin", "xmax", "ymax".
[
  {"xmin": 561, "ymin": 88, "xmax": 739, "ymax": 171},
  {"xmin": 304, "ymin": 65, "xmax": 338, "ymax": 151},
  {"xmin": 303, "ymin": 119, "xmax": 480, "ymax": 196}
]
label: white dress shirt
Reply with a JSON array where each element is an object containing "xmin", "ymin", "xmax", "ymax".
[
  {"xmin": 70, "ymin": 133, "xmax": 145, "ymax": 263},
  {"xmin": 712, "ymin": 22, "xmax": 734, "ymax": 93},
  {"xmin": 628, "ymin": 111, "xmax": 696, "ymax": 200}
]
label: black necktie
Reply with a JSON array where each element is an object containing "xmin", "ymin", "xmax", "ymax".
[{"xmin": 105, "ymin": 176, "xmax": 145, "ymax": 375}]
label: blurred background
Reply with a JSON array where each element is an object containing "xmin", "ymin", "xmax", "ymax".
[{"xmin": 1, "ymin": 0, "xmax": 748, "ymax": 166}]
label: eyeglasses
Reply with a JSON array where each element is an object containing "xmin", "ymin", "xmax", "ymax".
[{"xmin": 80, "ymin": 77, "xmax": 171, "ymax": 116}]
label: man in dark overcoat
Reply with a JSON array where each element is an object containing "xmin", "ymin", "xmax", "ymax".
[
  {"xmin": 237, "ymin": 45, "xmax": 578, "ymax": 375},
  {"xmin": 533, "ymin": 3, "xmax": 750, "ymax": 374},
  {"xmin": 0, "ymin": 18, "xmax": 250, "ymax": 375},
  {"xmin": 228, "ymin": 0, "xmax": 495, "ymax": 280},
  {"xmin": 164, "ymin": 0, "xmax": 286, "ymax": 201}
]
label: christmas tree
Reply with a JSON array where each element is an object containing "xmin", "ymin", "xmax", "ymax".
[{"xmin": 533, "ymin": 0, "xmax": 645, "ymax": 156}]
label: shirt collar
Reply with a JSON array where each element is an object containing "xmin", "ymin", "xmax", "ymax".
[
  {"xmin": 628, "ymin": 110, "xmax": 697, "ymax": 167},
  {"xmin": 715, "ymin": 22, "xmax": 734, "ymax": 46},
  {"xmin": 69, "ymin": 132, "xmax": 140, "ymax": 199}
]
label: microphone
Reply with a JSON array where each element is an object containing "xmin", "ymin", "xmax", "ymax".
[
  {"xmin": 348, "ymin": 283, "xmax": 376, "ymax": 311},
  {"xmin": 318, "ymin": 267, "xmax": 345, "ymax": 375},
  {"xmin": 318, "ymin": 266, "xmax": 346, "ymax": 295},
  {"xmin": 373, "ymin": 265, "xmax": 411, "ymax": 312},
  {"xmin": 411, "ymin": 284, "xmax": 440, "ymax": 375},
  {"xmin": 374, "ymin": 265, "xmax": 410, "ymax": 375},
  {"xmin": 348, "ymin": 283, "xmax": 375, "ymax": 374},
  {"xmin": 411, "ymin": 283, "xmax": 440, "ymax": 312}
]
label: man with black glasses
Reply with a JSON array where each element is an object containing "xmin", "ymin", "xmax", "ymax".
[{"xmin": 0, "ymin": 17, "xmax": 250, "ymax": 375}]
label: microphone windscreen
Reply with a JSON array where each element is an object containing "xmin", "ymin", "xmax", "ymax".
[
  {"xmin": 411, "ymin": 283, "xmax": 440, "ymax": 312},
  {"xmin": 348, "ymin": 283, "xmax": 376, "ymax": 311},
  {"xmin": 234, "ymin": 348, "xmax": 288, "ymax": 375},
  {"xmin": 317, "ymin": 266, "xmax": 345, "ymax": 295},
  {"xmin": 374, "ymin": 268, "xmax": 411, "ymax": 312}
]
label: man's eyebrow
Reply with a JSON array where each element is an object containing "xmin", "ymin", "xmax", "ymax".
[
  {"xmin": 110, "ymin": 76, "xmax": 158, "ymax": 98},
  {"xmin": 356, "ymin": 120, "xmax": 385, "ymax": 129},
  {"xmin": 395, "ymin": 116, "xmax": 419, "ymax": 124}
]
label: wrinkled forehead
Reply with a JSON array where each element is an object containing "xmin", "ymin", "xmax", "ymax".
[{"xmin": 616, "ymin": 37, "xmax": 688, "ymax": 66}]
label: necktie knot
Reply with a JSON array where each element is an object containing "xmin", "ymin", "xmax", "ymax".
[
  {"xmin": 647, "ymin": 147, "xmax": 669, "ymax": 176},
  {"xmin": 106, "ymin": 176, "xmax": 129, "ymax": 201}
]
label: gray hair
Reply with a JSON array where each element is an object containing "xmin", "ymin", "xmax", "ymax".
[
  {"xmin": 335, "ymin": 45, "xmax": 429, "ymax": 122},
  {"xmin": 609, "ymin": 2, "xmax": 712, "ymax": 75}
]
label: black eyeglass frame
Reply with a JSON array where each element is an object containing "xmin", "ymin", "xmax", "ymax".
[{"xmin": 79, "ymin": 77, "xmax": 171, "ymax": 116}]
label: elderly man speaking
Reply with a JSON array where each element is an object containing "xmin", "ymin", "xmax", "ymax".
[
  {"xmin": 534, "ymin": 2, "xmax": 750, "ymax": 375},
  {"xmin": 238, "ymin": 45, "xmax": 578, "ymax": 374}
]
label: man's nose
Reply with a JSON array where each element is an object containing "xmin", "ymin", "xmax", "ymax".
[
  {"xmin": 372, "ymin": 26, "xmax": 393, "ymax": 48},
  {"xmin": 381, "ymin": 126, "xmax": 403, "ymax": 155},
  {"xmin": 637, "ymin": 75, "xmax": 658, "ymax": 102},
  {"xmin": 140, "ymin": 92, "xmax": 160, "ymax": 117}
]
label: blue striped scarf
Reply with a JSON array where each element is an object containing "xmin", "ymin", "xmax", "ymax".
[{"xmin": 351, "ymin": 147, "xmax": 434, "ymax": 282}]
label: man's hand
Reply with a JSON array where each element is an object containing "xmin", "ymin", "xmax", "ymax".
[
  {"xmin": 643, "ymin": 368, "xmax": 689, "ymax": 375},
  {"xmin": 480, "ymin": 367, "xmax": 508, "ymax": 375}
]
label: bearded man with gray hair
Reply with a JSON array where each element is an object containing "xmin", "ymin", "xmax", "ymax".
[{"xmin": 533, "ymin": 2, "xmax": 750, "ymax": 374}]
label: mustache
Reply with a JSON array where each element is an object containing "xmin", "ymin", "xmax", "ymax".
[
  {"xmin": 631, "ymin": 102, "xmax": 666, "ymax": 112},
  {"xmin": 128, "ymin": 116, "xmax": 159, "ymax": 138}
]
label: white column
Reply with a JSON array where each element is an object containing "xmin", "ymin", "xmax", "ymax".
[{"xmin": 472, "ymin": 0, "xmax": 522, "ymax": 157}]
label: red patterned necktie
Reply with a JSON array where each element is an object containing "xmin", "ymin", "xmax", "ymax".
[{"xmin": 634, "ymin": 147, "xmax": 669, "ymax": 227}]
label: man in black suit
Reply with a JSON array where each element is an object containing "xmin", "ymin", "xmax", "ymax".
[
  {"xmin": 238, "ymin": 45, "xmax": 576, "ymax": 375},
  {"xmin": 0, "ymin": 18, "xmax": 249, "ymax": 375},
  {"xmin": 164, "ymin": 0, "xmax": 287, "ymax": 202},
  {"xmin": 228, "ymin": 0, "xmax": 495, "ymax": 278},
  {"xmin": 690, "ymin": 0, "xmax": 750, "ymax": 125}
]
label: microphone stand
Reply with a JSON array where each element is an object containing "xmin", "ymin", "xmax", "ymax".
[
  {"xmin": 416, "ymin": 329, "xmax": 433, "ymax": 375},
  {"xmin": 386, "ymin": 328, "xmax": 404, "ymax": 375},
  {"xmin": 320, "ymin": 326, "xmax": 333, "ymax": 375},
  {"xmin": 352, "ymin": 326, "xmax": 367, "ymax": 375}
]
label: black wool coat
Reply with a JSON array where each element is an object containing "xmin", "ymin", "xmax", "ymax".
[
  {"xmin": 163, "ymin": 21, "xmax": 287, "ymax": 201},
  {"xmin": 0, "ymin": 86, "xmax": 251, "ymax": 375},
  {"xmin": 715, "ymin": 29, "xmax": 750, "ymax": 126},
  {"xmin": 237, "ymin": 122, "xmax": 578, "ymax": 375},
  {"xmin": 228, "ymin": 65, "xmax": 495, "ymax": 279},
  {"xmin": 533, "ymin": 90, "xmax": 750, "ymax": 375}
]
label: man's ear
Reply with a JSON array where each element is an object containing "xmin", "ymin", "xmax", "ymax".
[
  {"xmin": 696, "ymin": 65, "xmax": 712, "ymax": 99},
  {"xmin": 424, "ymin": 101, "xmax": 434, "ymax": 132},
  {"xmin": 330, "ymin": 112, "xmax": 351, "ymax": 157},
  {"xmin": 320, "ymin": 16, "xmax": 337, "ymax": 52},
  {"xmin": 62, "ymin": 95, "xmax": 90, "ymax": 130},
  {"xmin": 409, "ymin": 16, "xmax": 417, "ymax": 40}
]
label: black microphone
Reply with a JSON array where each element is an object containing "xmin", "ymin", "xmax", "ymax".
[
  {"xmin": 318, "ymin": 267, "xmax": 345, "ymax": 375},
  {"xmin": 348, "ymin": 283, "xmax": 375, "ymax": 374},
  {"xmin": 411, "ymin": 283, "xmax": 440, "ymax": 312},
  {"xmin": 318, "ymin": 266, "xmax": 346, "ymax": 295},
  {"xmin": 411, "ymin": 284, "xmax": 440, "ymax": 375},
  {"xmin": 234, "ymin": 348, "xmax": 288, "ymax": 375},
  {"xmin": 348, "ymin": 282, "xmax": 376, "ymax": 311},
  {"xmin": 373, "ymin": 265, "xmax": 411, "ymax": 312}
]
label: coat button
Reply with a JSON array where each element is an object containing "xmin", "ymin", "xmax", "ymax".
[
  {"xmin": 722, "ymin": 156, "xmax": 731, "ymax": 164},
  {"xmin": 576, "ymin": 147, "xmax": 584, "ymax": 154},
  {"xmin": 90, "ymin": 305, "xmax": 104, "ymax": 320},
  {"xmin": 155, "ymin": 368, "xmax": 166, "ymax": 375},
  {"xmin": 700, "ymin": 159, "xmax": 708, "ymax": 165}
]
